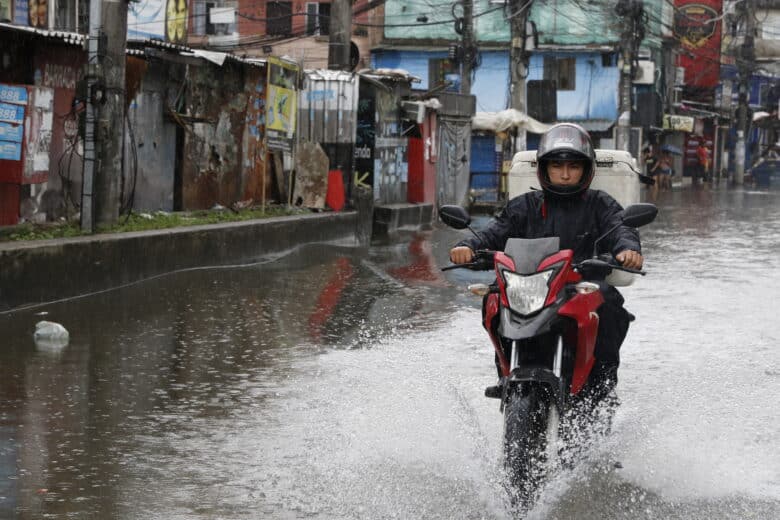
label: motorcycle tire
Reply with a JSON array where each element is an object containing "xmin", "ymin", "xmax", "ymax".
[{"xmin": 503, "ymin": 384, "xmax": 557, "ymax": 507}]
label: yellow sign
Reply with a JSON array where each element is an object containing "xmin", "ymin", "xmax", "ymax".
[
  {"xmin": 267, "ymin": 84, "xmax": 296, "ymax": 135},
  {"xmin": 267, "ymin": 57, "xmax": 298, "ymax": 136},
  {"xmin": 663, "ymin": 114, "xmax": 694, "ymax": 133}
]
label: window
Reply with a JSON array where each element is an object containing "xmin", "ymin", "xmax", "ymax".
[
  {"xmin": 55, "ymin": 0, "xmax": 79, "ymax": 32},
  {"xmin": 306, "ymin": 2, "xmax": 330, "ymax": 36},
  {"xmin": 267, "ymin": 1, "xmax": 292, "ymax": 36},
  {"xmin": 543, "ymin": 56, "xmax": 576, "ymax": 91},
  {"xmin": 192, "ymin": 0, "xmax": 237, "ymax": 36}
]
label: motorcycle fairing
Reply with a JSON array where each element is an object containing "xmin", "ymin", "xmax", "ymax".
[
  {"xmin": 558, "ymin": 290, "xmax": 603, "ymax": 394},
  {"xmin": 503, "ymin": 237, "xmax": 561, "ymax": 274},
  {"xmin": 483, "ymin": 292, "xmax": 510, "ymax": 376},
  {"xmin": 498, "ymin": 304, "xmax": 561, "ymax": 340}
]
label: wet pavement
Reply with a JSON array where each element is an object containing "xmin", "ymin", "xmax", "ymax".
[{"xmin": 1, "ymin": 186, "xmax": 779, "ymax": 519}]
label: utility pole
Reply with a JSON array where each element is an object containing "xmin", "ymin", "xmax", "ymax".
[
  {"xmin": 81, "ymin": 0, "xmax": 101, "ymax": 232},
  {"xmin": 94, "ymin": 0, "xmax": 128, "ymax": 227},
  {"xmin": 82, "ymin": 0, "xmax": 127, "ymax": 230},
  {"xmin": 615, "ymin": 0, "xmax": 644, "ymax": 152},
  {"xmin": 461, "ymin": 0, "xmax": 475, "ymax": 95},
  {"xmin": 735, "ymin": 0, "xmax": 755, "ymax": 185},
  {"xmin": 328, "ymin": 0, "xmax": 352, "ymax": 70},
  {"xmin": 509, "ymin": 0, "xmax": 531, "ymax": 153}
]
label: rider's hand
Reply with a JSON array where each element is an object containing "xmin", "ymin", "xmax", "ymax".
[
  {"xmin": 450, "ymin": 246, "xmax": 475, "ymax": 264},
  {"xmin": 616, "ymin": 250, "xmax": 643, "ymax": 270}
]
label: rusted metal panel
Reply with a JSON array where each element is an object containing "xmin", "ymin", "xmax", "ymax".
[
  {"xmin": 0, "ymin": 182, "xmax": 20, "ymax": 225},
  {"xmin": 181, "ymin": 62, "xmax": 247, "ymax": 210},
  {"xmin": 124, "ymin": 59, "xmax": 180, "ymax": 211},
  {"xmin": 32, "ymin": 45, "xmax": 84, "ymax": 196},
  {"xmin": 241, "ymin": 64, "xmax": 269, "ymax": 204}
]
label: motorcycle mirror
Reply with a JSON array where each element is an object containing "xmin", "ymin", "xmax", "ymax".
[
  {"xmin": 621, "ymin": 203, "xmax": 658, "ymax": 228},
  {"xmin": 439, "ymin": 205, "xmax": 471, "ymax": 229}
]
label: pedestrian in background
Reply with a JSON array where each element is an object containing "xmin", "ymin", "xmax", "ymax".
[
  {"xmin": 696, "ymin": 141, "xmax": 710, "ymax": 184},
  {"xmin": 657, "ymin": 150, "xmax": 673, "ymax": 191},
  {"xmin": 643, "ymin": 147, "xmax": 660, "ymax": 197}
]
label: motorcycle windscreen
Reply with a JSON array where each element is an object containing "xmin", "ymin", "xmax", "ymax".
[{"xmin": 504, "ymin": 237, "xmax": 561, "ymax": 274}]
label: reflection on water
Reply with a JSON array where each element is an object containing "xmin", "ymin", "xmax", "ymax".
[
  {"xmin": 1, "ymin": 187, "xmax": 779, "ymax": 518},
  {"xmin": 0, "ymin": 236, "xmax": 463, "ymax": 519}
]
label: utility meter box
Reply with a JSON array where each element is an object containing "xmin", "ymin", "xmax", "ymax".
[{"xmin": 508, "ymin": 149, "xmax": 641, "ymax": 208}]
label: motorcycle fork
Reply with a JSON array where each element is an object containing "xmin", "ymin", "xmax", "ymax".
[{"xmin": 502, "ymin": 332, "xmax": 567, "ymax": 412}]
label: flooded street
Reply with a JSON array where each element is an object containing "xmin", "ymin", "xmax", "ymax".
[{"xmin": 1, "ymin": 187, "xmax": 779, "ymax": 519}]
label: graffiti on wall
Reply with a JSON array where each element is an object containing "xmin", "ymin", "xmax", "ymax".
[{"xmin": 354, "ymin": 92, "xmax": 375, "ymax": 190}]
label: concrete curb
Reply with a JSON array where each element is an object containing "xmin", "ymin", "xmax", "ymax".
[{"xmin": 0, "ymin": 211, "xmax": 360, "ymax": 311}]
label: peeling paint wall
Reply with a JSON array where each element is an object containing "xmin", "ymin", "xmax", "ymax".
[{"xmin": 182, "ymin": 62, "xmax": 248, "ymax": 210}]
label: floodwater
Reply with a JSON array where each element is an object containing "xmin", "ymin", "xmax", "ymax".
[{"xmin": 1, "ymin": 187, "xmax": 779, "ymax": 519}]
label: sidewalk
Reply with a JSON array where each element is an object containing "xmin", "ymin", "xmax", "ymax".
[{"xmin": 0, "ymin": 211, "xmax": 361, "ymax": 312}]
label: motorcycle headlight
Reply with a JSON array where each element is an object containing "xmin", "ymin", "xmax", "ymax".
[{"xmin": 502, "ymin": 269, "xmax": 554, "ymax": 316}]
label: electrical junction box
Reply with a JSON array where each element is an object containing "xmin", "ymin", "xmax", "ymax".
[{"xmin": 632, "ymin": 61, "xmax": 655, "ymax": 85}]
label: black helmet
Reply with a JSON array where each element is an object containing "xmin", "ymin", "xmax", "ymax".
[{"xmin": 536, "ymin": 123, "xmax": 596, "ymax": 198}]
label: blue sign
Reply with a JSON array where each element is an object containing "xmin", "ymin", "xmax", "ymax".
[
  {"xmin": 0, "ymin": 102, "xmax": 24, "ymax": 125},
  {"xmin": 0, "ymin": 122, "xmax": 23, "ymax": 142},
  {"xmin": 13, "ymin": 0, "xmax": 28, "ymax": 26},
  {"xmin": 0, "ymin": 84, "xmax": 28, "ymax": 105},
  {"xmin": 0, "ymin": 141, "xmax": 22, "ymax": 161}
]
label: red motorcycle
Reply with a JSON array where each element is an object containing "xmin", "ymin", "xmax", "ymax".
[{"xmin": 440, "ymin": 203, "xmax": 657, "ymax": 505}]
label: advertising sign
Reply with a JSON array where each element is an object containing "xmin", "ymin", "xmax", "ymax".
[
  {"xmin": 674, "ymin": 1, "xmax": 722, "ymax": 88},
  {"xmin": 0, "ymin": 84, "xmax": 28, "ymax": 105},
  {"xmin": 267, "ymin": 57, "xmax": 298, "ymax": 152},
  {"xmin": 663, "ymin": 114, "xmax": 695, "ymax": 132},
  {"xmin": 128, "ymin": 0, "xmax": 166, "ymax": 40},
  {"xmin": 0, "ymin": 0, "xmax": 11, "ymax": 22},
  {"xmin": 0, "ymin": 102, "xmax": 25, "ymax": 125},
  {"xmin": 0, "ymin": 122, "xmax": 24, "ymax": 142},
  {"xmin": 165, "ymin": 0, "xmax": 188, "ymax": 43},
  {"xmin": 0, "ymin": 141, "xmax": 21, "ymax": 161},
  {"xmin": 13, "ymin": 0, "xmax": 27, "ymax": 26}
]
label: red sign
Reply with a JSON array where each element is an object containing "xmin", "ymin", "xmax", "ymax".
[{"xmin": 674, "ymin": 1, "xmax": 722, "ymax": 89}]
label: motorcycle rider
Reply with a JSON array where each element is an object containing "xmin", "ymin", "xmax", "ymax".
[{"xmin": 449, "ymin": 123, "xmax": 643, "ymax": 401}]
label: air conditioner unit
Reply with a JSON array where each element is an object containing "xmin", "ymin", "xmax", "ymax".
[
  {"xmin": 632, "ymin": 61, "xmax": 655, "ymax": 85},
  {"xmin": 674, "ymin": 66, "xmax": 685, "ymax": 86},
  {"xmin": 401, "ymin": 101, "xmax": 425, "ymax": 124}
]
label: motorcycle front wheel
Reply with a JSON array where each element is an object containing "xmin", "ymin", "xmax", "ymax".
[{"xmin": 503, "ymin": 383, "xmax": 558, "ymax": 507}]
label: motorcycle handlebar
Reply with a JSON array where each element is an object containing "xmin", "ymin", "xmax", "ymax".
[
  {"xmin": 577, "ymin": 257, "xmax": 646, "ymax": 276},
  {"xmin": 441, "ymin": 250, "xmax": 495, "ymax": 272}
]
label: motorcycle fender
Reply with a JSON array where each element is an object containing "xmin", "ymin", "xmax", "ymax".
[
  {"xmin": 558, "ymin": 291, "xmax": 603, "ymax": 394},
  {"xmin": 505, "ymin": 367, "xmax": 564, "ymax": 411},
  {"xmin": 498, "ymin": 305, "xmax": 560, "ymax": 340}
]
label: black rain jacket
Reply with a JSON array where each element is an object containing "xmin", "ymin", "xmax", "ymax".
[{"xmin": 457, "ymin": 189, "xmax": 641, "ymax": 264}]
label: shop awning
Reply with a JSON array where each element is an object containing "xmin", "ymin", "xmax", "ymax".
[{"xmin": 472, "ymin": 109, "xmax": 552, "ymax": 134}]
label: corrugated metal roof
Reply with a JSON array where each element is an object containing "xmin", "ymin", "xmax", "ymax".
[
  {"xmin": 0, "ymin": 26, "xmax": 268, "ymax": 67},
  {"xmin": 127, "ymin": 38, "xmax": 194, "ymax": 53},
  {"xmin": 0, "ymin": 22, "xmax": 85, "ymax": 46}
]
